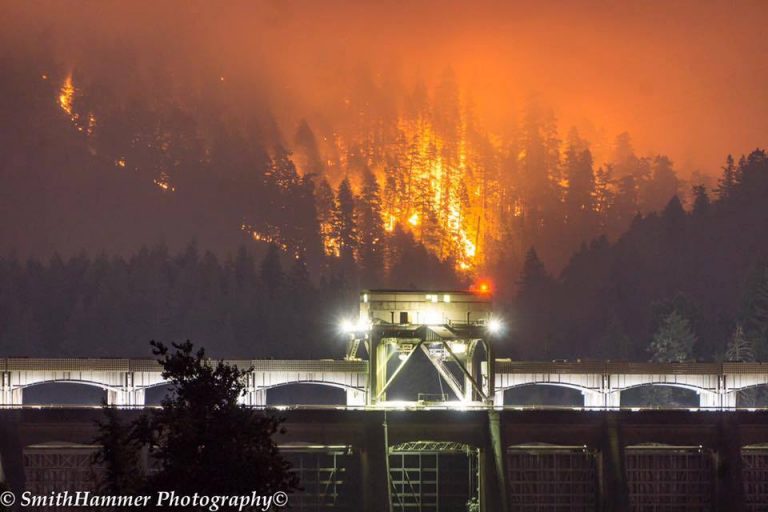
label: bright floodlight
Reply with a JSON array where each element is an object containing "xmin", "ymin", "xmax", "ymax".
[
  {"xmin": 488, "ymin": 318, "xmax": 503, "ymax": 335},
  {"xmin": 355, "ymin": 318, "xmax": 372, "ymax": 332},
  {"xmin": 423, "ymin": 309, "xmax": 443, "ymax": 325},
  {"xmin": 341, "ymin": 318, "xmax": 372, "ymax": 334},
  {"xmin": 340, "ymin": 319, "xmax": 354, "ymax": 333}
]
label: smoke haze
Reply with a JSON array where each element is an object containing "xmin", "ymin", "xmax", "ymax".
[{"xmin": 4, "ymin": 0, "xmax": 767, "ymax": 173}]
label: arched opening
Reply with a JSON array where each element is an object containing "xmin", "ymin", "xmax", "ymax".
[
  {"xmin": 266, "ymin": 383, "xmax": 347, "ymax": 406},
  {"xmin": 389, "ymin": 441, "xmax": 479, "ymax": 512},
  {"xmin": 502, "ymin": 384, "xmax": 585, "ymax": 408},
  {"xmin": 625, "ymin": 444, "xmax": 714, "ymax": 509},
  {"xmin": 507, "ymin": 443, "xmax": 597, "ymax": 509},
  {"xmin": 144, "ymin": 384, "xmax": 174, "ymax": 406},
  {"xmin": 734, "ymin": 384, "xmax": 768, "ymax": 407},
  {"xmin": 620, "ymin": 385, "xmax": 699, "ymax": 408},
  {"xmin": 280, "ymin": 443, "xmax": 359, "ymax": 510},
  {"xmin": 22, "ymin": 382, "xmax": 106, "ymax": 406}
]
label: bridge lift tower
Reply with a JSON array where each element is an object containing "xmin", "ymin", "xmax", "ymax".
[{"xmin": 344, "ymin": 289, "xmax": 500, "ymax": 406}]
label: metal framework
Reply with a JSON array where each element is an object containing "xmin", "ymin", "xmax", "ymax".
[
  {"xmin": 23, "ymin": 442, "xmax": 102, "ymax": 499},
  {"xmin": 345, "ymin": 290, "xmax": 496, "ymax": 406},
  {"xmin": 281, "ymin": 444, "xmax": 356, "ymax": 511},
  {"xmin": 625, "ymin": 444, "xmax": 714, "ymax": 511},
  {"xmin": 388, "ymin": 441, "xmax": 479, "ymax": 512},
  {"xmin": 506, "ymin": 444, "xmax": 597, "ymax": 511},
  {"xmin": 741, "ymin": 444, "xmax": 768, "ymax": 511}
]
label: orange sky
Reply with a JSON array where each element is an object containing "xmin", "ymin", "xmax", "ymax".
[{"xmin": 5, "ymin": 0, "xmax": 768, "ymax": 175}]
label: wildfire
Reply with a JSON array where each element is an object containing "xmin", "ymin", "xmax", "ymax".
[
  {"xmin": 385, "ymin": 215, "xmax": 396, "ymax": 233},
  {"xmin": 153, "ymin": 172, "xmax": 176, "ymax": 192},
  {"xmin": 58, "ymin": 74, "xmax": 77, "ymax": 120},
  {"xmin": 329, "ymin": 99, "xmax": 491, "ymax": 273},
  {"xmin": 240, "ymin": 224, "xmax": 289, "ymax": 252},
  {"xmin": 86, "ymin": 112, "xmax": 96, "ymax": 136},
  {"xmin": 58, "ymin": 73, "xmax": 98, "ymax": 137}
]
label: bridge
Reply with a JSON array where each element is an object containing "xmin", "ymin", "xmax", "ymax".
[
  {"xmin": 494, "ymin": 360, "xmax": 768, "ymax": 409},
  {"xmin": 0, "ymin": 358, "xmax": 368, "ymax": 407},
  {"xmin": 4, "ymin": 357, "xmax": 768, "ymax": 409}
]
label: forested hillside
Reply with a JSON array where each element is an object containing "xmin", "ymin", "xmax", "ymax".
[
  {"xmin": 509, "ymin": 150, "xmax": 768, "ymax": 363},
  {"xmin": 2, "ymin": 16, "xmax": 761, "ymax": 361}
]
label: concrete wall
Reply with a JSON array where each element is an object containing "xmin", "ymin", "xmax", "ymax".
[{"xmin": 1, "ymin": 409, "xmax": 767, "ymax": 511}]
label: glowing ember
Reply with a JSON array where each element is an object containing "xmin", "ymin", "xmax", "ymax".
[
  {"xmin": 86, "ymin": 112, "xmax": 96, "ymax": 136},
  {"xmin": 58, "ymin": 73, "xmax": 97, "ymax": 136},
  {"xmin": 153, "ymin": 172, "xmax": 176, "ymax": 192},
  {"xmin": 58, "ymin": 74, "xmax": 77, "ymax": 120},
  {"xmin": 385, "ymin": 215, "xmax": 396, "ymax": 232},
  {"xmin": 240, "ymin": 224, "xmax": 289, "ymax": 251}
]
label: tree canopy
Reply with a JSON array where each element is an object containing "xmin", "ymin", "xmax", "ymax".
[{"xmin": 95, "ymin": 341, "xmax": 298, "ymax": 505}]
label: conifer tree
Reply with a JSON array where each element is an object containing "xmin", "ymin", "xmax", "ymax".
[
  {"xmin": 95, "ymin": 341, "xmax": 298, "ymax": 497},
  {"xmin": 716, "ymin": 154, "xmax": 738, "ymax": 200},
  {"xmin": 740, "ymin": 262, "xmax": 768, "ymax": 358},
  {"xmin": 315, "ymin": 178, "xmax": 336, "ymax": 255},
  {"xmin": 563, "ymin": 129, "xmax": 596, "ymax": 240},
  {"xmin": 725, "ymin": 324, "xmax": 754, "ymax": 362},
  {"xmin": 293, "ymin": 119, "xmax": 324, "ymax": 176},
  {"xmin": 691, "ymin": 185, "xmax": 710, "ymax": 218},
  {"xmin": 260, "ymin": 244, "xmax": 283, "ymax": 298},
  {"xmin": 333, "ymin": 178, "xmax": 358, "ymax": 264},
  {"xmin": 356, "ymin": 169, "xmax": 385, "ymax": 285},
  {"xmin": 518, "ymin": 247, "xmax": 552, "ymax": 299},
  {"xmin": 649, "ymin": 310, "xmax": 697, "ymax": 363},
  {"xmin": 641, "ymin": 155, "xmax": 679, "ymax": 213}
]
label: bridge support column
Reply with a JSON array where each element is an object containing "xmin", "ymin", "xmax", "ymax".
[
  {"xmin": 1, "ymin": 372, "xmax": 22, "ymax": 406},
  {"xmin": 600, "ymin": 416, "xmax": 629, "ymax": 511},
  {"xmin": 716, "ymin": 415, "xmax": 745, "ymax": 511},
  {"xmin": 346, "ymin": 388, "xmax": 366, "ymax": 407},
  {"xmin": 240, "ymin": 389, "xmax": 266, "ymax": 407},
  {"xmin": 361, "ymin": 413, "xmax": 389, "ymax": 512},
  {"xmin": 108, "ymin": 372, "xmax": 146, "ymax": 407},
  {"xmin": 0, "ymin": 388, "xmax": 22, "ymax": 407},
  {"xmin": 481, "ymin": 410, "xmax": 508, "ymax": 512},
  {"xmin": 107, "ymin": 388, "xmax": 145, "ymax": 406},
  {"xmin": 722, "ymin": 391, "xmax": 738, "ymax": 409},
  {"xmin": 583, "ymin": 391, "xmax": 620, "ymax": 409},
  {"xmin": 698, "ymin": 391, "xmax": 721, "ymax": 410}
]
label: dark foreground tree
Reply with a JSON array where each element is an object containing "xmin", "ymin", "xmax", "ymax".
[
  {"xmin": 93, "ymin": 406, "xmax": 144, "ymax": 495},
  {"xmin": 95, "ymin": 341, "xmax": 298, "ymax": 506}
]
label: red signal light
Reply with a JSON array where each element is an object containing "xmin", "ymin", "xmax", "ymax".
[{"xmin": 473, "ymin": 280, "xmax": 493, "ymax": 294}]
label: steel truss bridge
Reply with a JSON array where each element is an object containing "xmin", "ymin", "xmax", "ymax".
[{"xmin": 4, "ymin": 357, "xmax": 768, "ymax": 409}]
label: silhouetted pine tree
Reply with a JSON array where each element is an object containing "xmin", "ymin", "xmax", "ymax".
[
  {"xmin": 649, "ymin": 311, "xmax": 697, "ymax": 363},
  {"xmin": 333, "ymin": 178, "xmax": 358, "ymax": 267},
  {"xmin": 716, "ymin": 154, "xmax": 738, "ymax": 200},
  {"xmin": 726, "ymin": 324, "xmax": 754, "ymax": 362},
  {"xmin": 259, "ymin": 244, "xmax": 283, "ymax": 299},
  {"xmin": 356, "ymin": 169, "xmax": 385, "ymax": 286}
]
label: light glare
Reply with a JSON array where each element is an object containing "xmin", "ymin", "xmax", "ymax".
[
  {"xmin": 341, "ymin": 318, "xmax": 372, "ymax": 334},
  {"xmin": 488, "ymin": 318, "xmax": 503, "ymax": 335}
]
